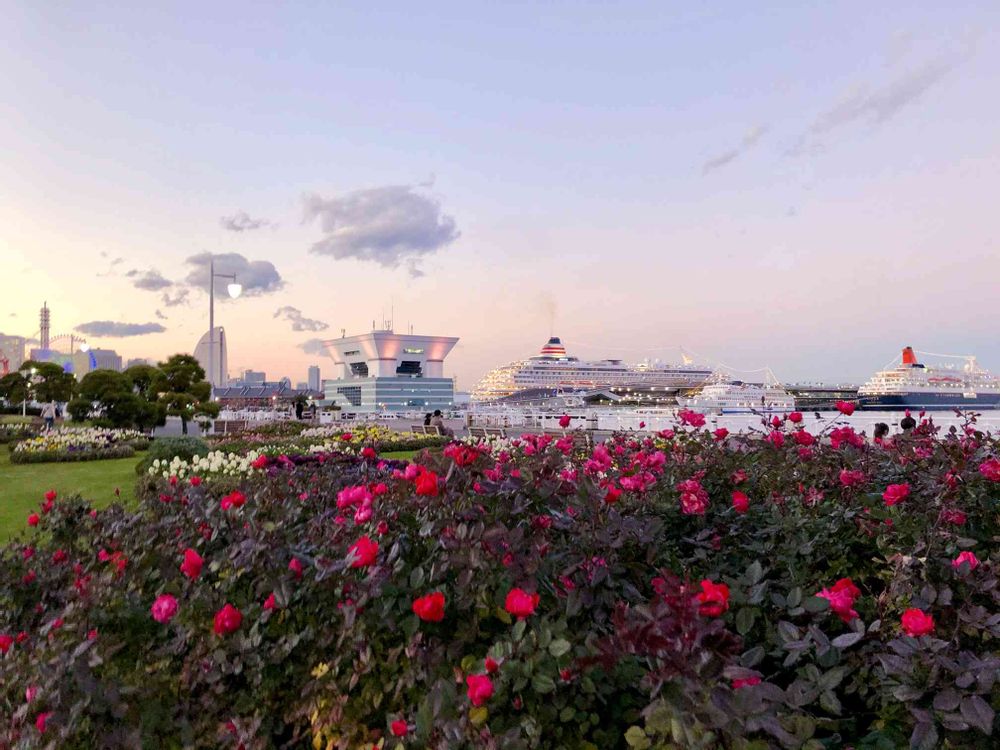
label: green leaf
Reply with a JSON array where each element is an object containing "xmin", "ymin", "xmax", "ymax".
[
  {"xmin": 548, "ymin": 638, "xmax": 571, "ymax": 658},
  {"xmin": 408, "ymin": 566, "xmax": 424, "ymax": 589},
  {"xmin": 803, "ymin": 596, "xmax": 830, "ymax": 614},
  {"xmin": 746, "ymin": 560, "xmax": 764, "ymax": 585},
  {"xmin": 831, "ymin": 632, "xmax": 862, "ymax": 649},
  {"xmin": 532, "ymin": 673, "xmax": 556, "ymax": 694},
  {"xmin": 512, "ymin": 619, "xmax": 527, "ymax": 642},
  {"xmin": 959, "ymin": 695, "xmax": 995, "ymax": 734},
  {"xmin": 559, "ymin": 706, "xmax": 575, "ymax": 722},
  {"xmin": 735, "ymin": 607, "xmax": 756, "ymax": 635},
  {"xmin": 624, "ymin": 726, "xmax": 651, "ymax": 749}
]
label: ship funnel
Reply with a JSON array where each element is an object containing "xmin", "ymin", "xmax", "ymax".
[
  {"xmin": 539, "ymin": 337, "xmax": 567, "ymax": 358},
  {"xmin": 902, "ymin": 346, "xmax": 918, "ymax": 365}
]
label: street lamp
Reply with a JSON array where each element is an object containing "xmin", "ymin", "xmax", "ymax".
[
  {"xmin": 22, "ymin": 367, "xmax": 37, "ymax": 417},
  {"xmin": 208, "ymin": 256, "xmax": 242, "ymax": 393}
]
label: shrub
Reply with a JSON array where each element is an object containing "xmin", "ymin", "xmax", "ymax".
[
  {"xmin": 8, "ymin": 445, "xmax": 136, "ymax": 464},
  {"xmin": 1, "ymin": 415, "xmax": 998, "ymax": 748},
  {"xmin": 135, "ymin": 435, "xmax": 210, "ymax": 475}
]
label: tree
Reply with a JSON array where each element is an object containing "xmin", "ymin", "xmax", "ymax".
[
  {"xmin": 19, "ymin": 361, "xmax": 77, "ymax": 403},
  {"xmin": 153, "ymin": 355, "xmax": 218, "ymax": 434},
  {"xmin": 74, "ymin": 367, "xmax": 167, "ymax": 430},
  {"xmin": 0, "ymin": 372, "xmax": 28, "ymax": 406}
]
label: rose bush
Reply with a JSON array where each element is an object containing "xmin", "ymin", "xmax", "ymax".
[{"xmin": 0, "ymin": 412, "xmax": 998, "ymax": 748}]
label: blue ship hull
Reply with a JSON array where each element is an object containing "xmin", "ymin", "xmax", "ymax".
[{"xmin": 859, "ymin": 393, "xmax": 1000, "ymax": 411}]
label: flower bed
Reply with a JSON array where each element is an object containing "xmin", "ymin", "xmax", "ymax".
[
  {"xmin": 1, "ymin": 413, "xmax": 998, "ymax": 747},
  {"xmin": 0, "ymin": 423, "xmax": 37, "ymax": 445},
  {"xmin": 9, "ymin": 427, "xmax": 149, "ymax": 464}
]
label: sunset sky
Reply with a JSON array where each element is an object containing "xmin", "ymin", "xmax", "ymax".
[{"xmin": 2, "ymin": 2, "xmax": 999, "ymax": 389}]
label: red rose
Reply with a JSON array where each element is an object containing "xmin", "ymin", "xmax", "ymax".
[
  {"xmin": 466, "ymin": 673, "xmax": 494, "ymax": 706},
  {"xmin": 816, "ymin": 578, "xmax": 860, "ymax": 623},
  {"xmin": 604, "ymin": 485, "xmax": 622, "ymax": 504},
  {"xmin": 882, "ymin": 483, "xmax": 910, "ymax": 506},
  {"xmin": 213, "ymin": 603, "xmax": 243, "ymax": 636},
  {"xmin": 485, "ymin": 656, "xmax": 500, "ymax": 673},
  {"xmin": 835, "ymin": 401, "xmax": 856, "ymax": 416},
  {"xmin": 941, "ymin": 508, "xmax": 966, "ymax": 526},
  {"xmin": 361, "ymin": 446, "xmax": 377, "ymax": 460},
  {"xmin": 766, "ymin": 430, "xmax": 784, "ymax": 448},
  {"xmin": 695, "ymin": 579, "xmax": 730, "ymax": 617},
  {"xmin": 27, "ymin": 513, "xmax": 39, "ymax": 527},
  {"xmin": 793, "ymin": 430, "xmax": 815, "ymax": 446},
  {"xmin": 731, "ymin": 491, "xmax": 749, "ymax": 514},
  {"xmin": 505, "ymin": 588, "xmax": 540, "ymax": 619},
  {"xmin": 44, "ymin": 490, "xmax": 57, "ymax": 502},
  {"xmin": 347, "ymin": 535, "xmax": 378, "ymax": 568},
  {"xmin": 839, "ymin": 469, "xmax": 865, "ymax": 488},
  {"xmin": 732, "ymin": 676, "xmax": 761, "ymax": 689},
  {"xmin": 220, "ymin": 491, "xmax": 246, "ymax": 510},
  {"xmin": 412, "ymin": 592, "xmax": 446, "ymax": 622},
  {"xmin": 36, "ymin": 711, "xmax": 52, "ymax": 733},
  {"xmin": 180, "ymin": 548, "xmax": 203, "ymax": 580},
  {"xmin": 251, "ymin": 455, "xmax": 268, "ymax": 469},
  {"xmin": 677, "ymin": 409, "xmax": 706, "ymax": 428},
  {"xmin": 788, "ymin": 411, "xmax": 803, "ymax": 424},
  {"xmin": 151, "ymin": 593, "xmax": 179, "ymax": 623},
  {"xmin": 391, "ymin": 720, "xmax": 408, "ymax": 737},
  {"xmin": 263, "ymin": 593, "xmax": 277, "ymax": 610},
  {"xmin": 414, "ymin": 468, "xmax": 440, "ymax": 497},
  {"xmin": 558, "ymin": 414, "xmax": 571, "ymax": 428},
  {"xmin": 288, "ymin": 558, "xmax": 304, "ymax": 579},
  {"xmin": 340, "ymin": 432, "xmax": 353, "ymax": 441},
  {"xmin": 190, "ymin": 476, "xmax": 202, "ymax": 486},
  {"xmin": 0, "ymin": 634, "xmax": 13, "ymax": 654},
  {"xmin": 900, "ymin": 608, "xmax": 934, "ymax": 637},
  {"xmin": 951, "ymin": 551, "xmax": 979, "ymax": 572},
  {"xmin": 978, "ymin": 457, "xmax": 1000, "ymax": 482},
  {"xmin": 713, "ymin": 428, "xmax": 729, "ymax": 441}
]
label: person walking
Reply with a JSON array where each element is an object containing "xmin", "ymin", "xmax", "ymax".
[{"xmin": 41, "ymin": 401, "xmax": 56, "ymax": 431}]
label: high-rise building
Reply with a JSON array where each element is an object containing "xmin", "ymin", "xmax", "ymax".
[
  {"xmin": 90, "ymin": 349, "xmax": 123, "ymax": 372},
  {"xmin": 0, "ymin": 334, "xmax": 26, "ymax": 372},
  {"xmin": 126, "ymin": 357, "xmax": 155, "ymax": 369},
  {"xmin": 308, "ymin": 365, "xmax": 321, "ymax": 392},
  {"xmin": 320, "ymin": 329, "xmax": 458, "ymax": 413},
  {"xmin": 243, "ymin": 370, "xmax": 266, "ymax": 383},
  {"xmin": 39, "ymin": 302, "xmax": 50, "ymax": 351}
]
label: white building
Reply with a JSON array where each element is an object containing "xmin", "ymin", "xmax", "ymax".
[
  {"xmin": 321, "ymin": 330, "xmax": 459, "ymax": 413},
  {"xmin": 194, "ymin": 327, "xmax": 228, "ymax": 387}
]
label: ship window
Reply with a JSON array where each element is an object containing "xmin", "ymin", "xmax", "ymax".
[{"xmin": 396, "ymin": 361, "xmax": 423, "ymax": 376}]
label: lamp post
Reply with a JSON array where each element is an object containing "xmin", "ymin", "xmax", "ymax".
[
  {"xmin": 207, "ymin": 257, "xmax": 242, "ymax": 394},
  {"xmin": 22, "ymin": 367, "xmax": 37, "ymax": 417}
]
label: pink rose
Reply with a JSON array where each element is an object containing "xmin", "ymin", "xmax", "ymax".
[
  {"xmin": 213, "ymin": 603, "xmax": 243, "ymax": 636},
  {"xmin": 978, "ymin": 457, "xmax": 1000, "ymax": 482},
  {"xmin": 466, "ymin": 673, "xmax": 494, "ymax": 706},
  {"xmin": 391, "ymin": 720, "xmax": 408, "ymax": 737},
  {"xmin": 835, "ymin": 401, "xmax": 856, "ymax": 416},
  {"xmin": 731, "ymin": 491, "xmax": 749, "ymax": 514},
  {"xmin": 558, "ymin": 414, "xmax": 571, "ymax": 428},
  {"xmin": 151, "ymin": 593, "xmax": 179, "ymax": 623},
  {"xmin": 347, "ymin": 535, "xmax": 378, "ymax": 568},
  {"xmin": 951, "ymin": 551, "xmax": 980, "ymax": 572},
  {"xmin": 180, "ymin": 548, "xmax": 203, "ymax": 580},
  {"xmin": 900, "ymin": 608, "xmax": 934, "ymax": 637},
  {"xmin": 505, "ymin": 588, "xmax": 540, "ymax": 619},
  {"xmin": 882, "ymin": 483, "xmax": 910, "ymax": 506}
]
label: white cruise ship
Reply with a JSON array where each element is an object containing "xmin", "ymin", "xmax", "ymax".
[
  {"xmin": 858, "ymin": 347, "xmax": 1000, "ymax": 410},
  {"xmin": 471, "ymin": 337, "xmax": 712, "ymax": 402},
  {"xmin": 677, "ymin": 375, "xmax": 795, "ymax": 413}
]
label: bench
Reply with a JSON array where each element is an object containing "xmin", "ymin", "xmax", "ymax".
[
  {"xmin": 409, "ymin": 424, "xmax": 444, "ymax": 436},
  {"xmin": 468, "ymin": 426, "xmax": 507, "ymax": 440}
]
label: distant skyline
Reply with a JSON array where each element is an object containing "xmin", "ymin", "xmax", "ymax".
[{"xmin": 2, "ymin": 2, "xmax": 999, "ymax": 389}]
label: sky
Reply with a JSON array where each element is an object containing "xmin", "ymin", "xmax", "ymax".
[{"xmin": 2, "ymin": 1, "xmax": 999, "ymax": 389}]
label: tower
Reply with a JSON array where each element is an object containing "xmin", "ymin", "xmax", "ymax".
[{"xmin": 40, "ymin": 302, "xmax": 50, "ymax": 351}]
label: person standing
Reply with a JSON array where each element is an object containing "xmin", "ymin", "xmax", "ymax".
[{"xmin": 41, "ymin": 401, "xmax": 56, "ymax": 431}]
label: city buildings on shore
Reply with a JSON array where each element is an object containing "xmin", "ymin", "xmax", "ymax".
[{"xmin": 319, "ymin": 329, "xmax": 458, "ymax": 413}]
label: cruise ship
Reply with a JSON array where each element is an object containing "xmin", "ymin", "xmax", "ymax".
[
  {"xmin": 471, "ymin": 337, "xmax": 713, "ymax": 402},
  {"xmin": 677, "ymin": 376, "xmax": 795, "ymax": 413},
  {"xmin": 858, "ymin": 347, "xmax": 1000, "ymax": 410}
]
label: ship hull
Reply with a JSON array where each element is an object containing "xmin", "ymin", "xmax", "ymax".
[{"xmin": 859, "ymin": 393, "xmax": 1000, "ymax": 411}]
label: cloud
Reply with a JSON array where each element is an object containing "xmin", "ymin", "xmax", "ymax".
[
  {"xmin": 161, "ymin": 288, "xmax": 190, "ymax": 307},
  {"xmin": 274, "ymin": 306, "xmax": 329, "ymax": 332},
  {"xmin": 792, "ymin": 58, "xmax": 952, "ymax": 154},
  {"xmin": 299, "ymin": 338, "xmax": 328, "ymax": 355},
  {"xmin": 702, "ymin": 125, "xmax": 768, "ymax": 174},
  {"xmin": 184, "ymin": 252, "xmax": 284, "ymax": 297},
  {"xmin": 220, "ymin": 211, "xmax": 272, "ymax": 232},
  {"xmin": 74, "ymin": 321, "xmax": 167, "ymax": 337},
  {"xmin": 303, "ymin": 184, "xmax": 460, "ymax": 276},
  {"xmin": 155, "ymin": 309, "xmax": 167, "ymax": 320},
  {"xmin": 125, "ymin": 268, "xmax": 173, "ymax": 291}
]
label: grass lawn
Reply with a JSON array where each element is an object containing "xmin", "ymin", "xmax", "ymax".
[
  {"xmin": 381, "ymin": 449, "xmax": 417, "ymax": 460},
  {"xmin": 0, "ymin": 445, "xmax": 142, "ymax": 542}
]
